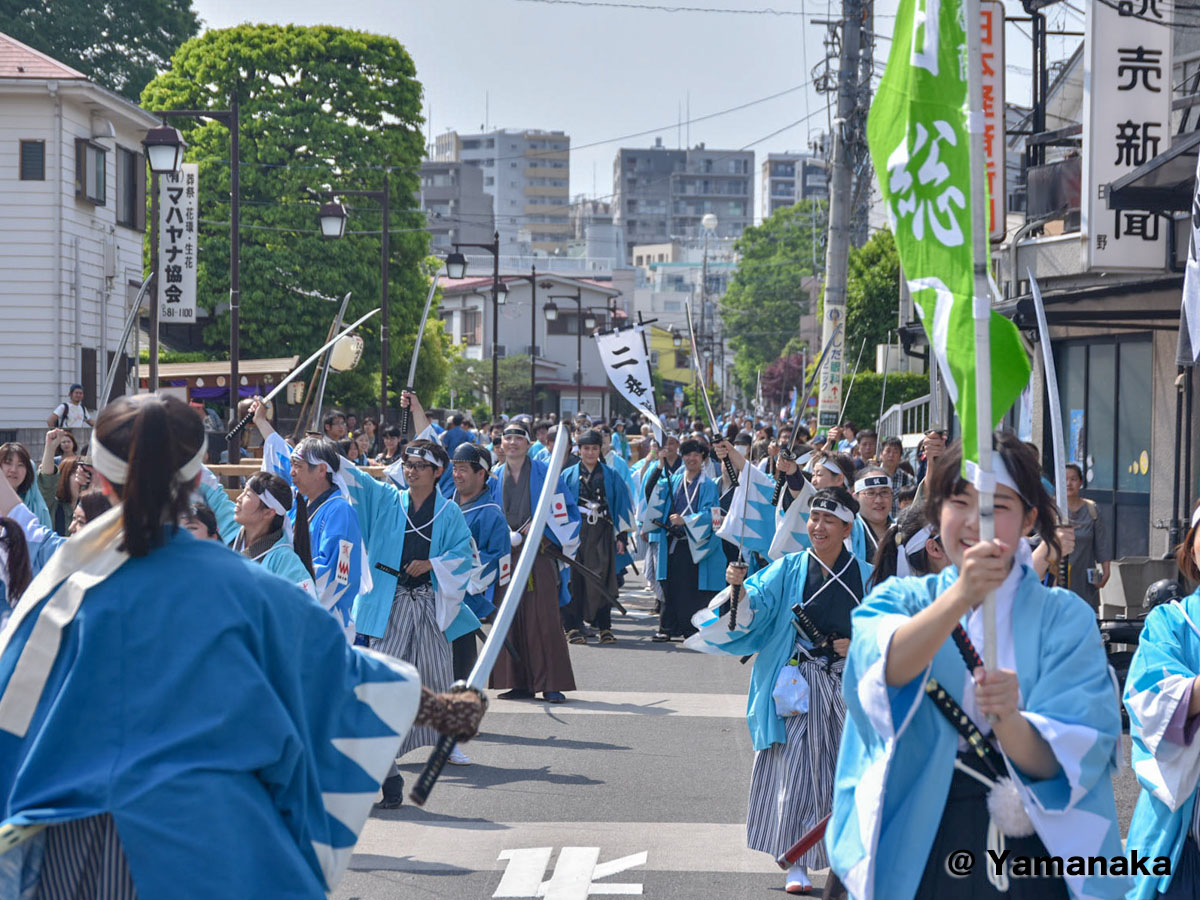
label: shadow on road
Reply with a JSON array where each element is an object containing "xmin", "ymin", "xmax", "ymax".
[{"xmin": 475, "ymin": 732, "xmax": 632, "ymax": 752}]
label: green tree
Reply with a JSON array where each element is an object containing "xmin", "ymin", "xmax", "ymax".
[
  {"xmin": 845, "ymin": 229, "xmax": 901, "ymax": 362},
  {"xmin": 141, "ymin": 25, "xmax": 442, "ymax": 419},
  {"xmin": 0, "ymin": 0, "xmax": 200, "ymax": 100},
  {"xmin": 721, "ymin": 199, "xmax": 827, "ymax": 395}
]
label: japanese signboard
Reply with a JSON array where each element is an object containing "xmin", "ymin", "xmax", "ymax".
[
  {"xmin": 158, "ymin": 163, "xmax": 198, "ymax": 321},
  {"xmin": 981, "ymin": 1, "xmax": 1005, "ymax": 242},
  {"xmin": 595, "ymin": 325, "xmax": 663, "ymax": 442},
  {"xmin": 816, "ymin": 304, "xmax": 844, "ymax": 428},
  {"xmin": 1083, "ymin": 0, "xmax": 1172, "ymax": 271}
]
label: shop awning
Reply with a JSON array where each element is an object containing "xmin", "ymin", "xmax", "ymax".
[{"xmin": 1107, "ymin": 130, "xmax": 1200, "ymax": 212}]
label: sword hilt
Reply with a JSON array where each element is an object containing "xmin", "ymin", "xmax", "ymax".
[
  {"xmin": 1058, "ymin": 558, "xmax": 1069, "ymax": 590},
  {"xmin": 769, "ymin": 477, "xmax": 785, "ymax": 508},
  {"xmin": 951, "ymin": 623, "xmax": 985, "ymax": 672},
  {"xmin": 409, "ymin": 733, "xmax": 456, "ymax": 807},
  {"xmin": 226, "ymin": 410, "xmax": 254, "ymax": 442},
  {"xmin": 722, "ymin": 456, "xmax": 739, "ymax": 487},
  {"xmin": 728, "ymin": 582, "xmax": 742, "ymax": 631},
  {"xmin": 398, "ymin": 405, "xmax": 411, "ymax": 439}
]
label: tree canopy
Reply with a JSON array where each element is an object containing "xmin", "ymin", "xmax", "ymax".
[
  {"xmin": 720, "ymin": 199, "xmax": 827, "ymax": 396},
  {"xmin": 141, "ymin": 24, "xmax": 445, "ymax": 416},
  {"xmin": 845, "ymin": 228, "xmax": 901, "ymax": 362},
  {"xmin": 0, "ymin": 0, "xmax": 200, "ymax": 100}
]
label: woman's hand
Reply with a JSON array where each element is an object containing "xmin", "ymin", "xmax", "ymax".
[
  {"xmin": 973, "ymin": 667, "xmax": 1021, "ymax": 721},
  {"xmin": 1056, "ymin": 524, "xmax": 1076, "ymax": 559},
  {"xmin": 954, "ymin": 539, "xmax": 1012, "ymax": 612},
  {"xmin": 776, "ymin": 455, "xmax": 798, "ymax": 476}
]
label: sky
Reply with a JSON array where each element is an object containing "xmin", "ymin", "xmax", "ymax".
[{"xmin": 189, "ymin": 0, "xmax": 1087, "ymax": 224}]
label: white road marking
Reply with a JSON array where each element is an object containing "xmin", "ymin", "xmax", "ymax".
[
  {"xmin": 483, "ymin": 690, "xmax": 747, "ymax": 718},
  {"xmin": 351, "ymin": 820, "xmax": 783, "ymax": 875}
]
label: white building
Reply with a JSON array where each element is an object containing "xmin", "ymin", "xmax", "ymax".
[{"xmin": 0, "ymin": 32, "xmax": 158, "ymax": 443}]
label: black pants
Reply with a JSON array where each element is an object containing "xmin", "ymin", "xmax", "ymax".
[
  {"xmin": 1158, "ymin": 834, "xmax": 1200, "ymax": 898},
  {"xmin": 660, "ymin": 540, "xmax": 713, "ymax": 637},
  {"xmin": 915, "ymin": 754, "xmax": 1068, "ymax": 899},
  {"xmin": 561, "ymin": 602, "xmax": 612, "ymax": 632},
  {"xmin": 451, "ymin": 631, "xmax": 478, "ymax": 682}
]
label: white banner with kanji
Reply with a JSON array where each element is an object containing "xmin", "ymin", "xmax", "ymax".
[
  {"xmin": 595, "ymin": 325, "xmax": 662, "ymax": 442},
  {"xmin": 157, "ymin": 162, "xmax": 198, "ymax": 322}
]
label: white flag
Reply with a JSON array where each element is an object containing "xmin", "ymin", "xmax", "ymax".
[{"xmin": 595, "ymin": 325, "xmax": 663, "ymax": 442}]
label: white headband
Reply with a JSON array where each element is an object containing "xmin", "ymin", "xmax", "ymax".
[
  {"xmin": 818, "ymin": 457, "xmax": 844, "ymax": 478},
  {"xmin": 965, "ymin": 452, "xmax": 1026, "ymax": 505},
  {"xmin": 855, "ymin": 474, "xmax": 893, "ymax": 493},
  {"xmin": 291, "ymin": 448, "xmax": 351, "ymax": 502},
  {"xmin": 895, "ymin": 526, "xmax": 933, "ymax": 578},
  {"xmin": 809, "ymin": 497, "xmax": 855, "ymax": 523},
  {"xmin": 91, "ymin": 437, "xmax": 205, "ymax": 487},
  {"xmin": 254, "ymin": 484, "xmax": 288, "ymax": 518},
  {"xmin": 404, "ymin": 447, "xmax": 443, "ymax": 468},
  {"xmin": 1191, "ymin": 505, "xmax": 1200, "ymax": 530}
]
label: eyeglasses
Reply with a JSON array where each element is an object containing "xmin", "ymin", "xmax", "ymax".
[{"xmin": 401, "ymin": 460, "xmax": 432, "ymax": 471}]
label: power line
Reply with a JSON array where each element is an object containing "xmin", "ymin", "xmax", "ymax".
[{"xmin": 512, "ymin": 0, "xmax": 880, "ymax": 15}]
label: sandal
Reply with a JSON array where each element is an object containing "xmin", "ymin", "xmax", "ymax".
[
  {"xmin": 566, "ymin": 629, "xmax": 588, "ymax": 645},
  {"xmin": 598, "ymin": 630, "xmax": 616, "ymax": 644}
]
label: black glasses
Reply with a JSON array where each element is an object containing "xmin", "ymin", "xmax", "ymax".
[{"xmin": 401, "ymin": 460, "xmax": 432, "ymax": 471}]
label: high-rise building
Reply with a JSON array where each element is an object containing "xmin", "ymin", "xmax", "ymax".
[
  {"xmin": 433, "ymin": 128, "xmax": 571, "ymax": 254},
  {"xmin": 611, "ymin": 139, "xmax": 753, "ymax": 263},
  {"xmin": 761, "ymin": 152, "xmax": 829, "ymax": 218},
  {"xmin": 417, "ymin": 161, "xmax": 494, "ymax": 252}
]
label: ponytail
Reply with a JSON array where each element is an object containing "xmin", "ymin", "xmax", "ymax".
[
  {"xmin": 92, "ymin": 394, "xmax": 205, "ymax": 558},
  {"xmin": 869, "ymin": 523, "xmax": 902, "ymax": 589},
  {"xmin": 869, "ymin": 504, "xmax": 934, "ymax": 590},
  {"xmin": 0, "ymin": 517, "xmax": 32, "ymax": 604},
  {"xmin": 292, "ymin": 492, "xmax": 315, "ymax": 580}
]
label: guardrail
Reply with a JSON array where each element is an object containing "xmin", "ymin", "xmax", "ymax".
[{"xmin": 877, "ymin": 393, "xmax": 931, "ymax": 440}]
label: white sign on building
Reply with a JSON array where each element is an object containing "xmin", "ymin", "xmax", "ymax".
[
  {"xmin": 981, "ymin": 0, "xmax": 1005, "ymax": 243},
  {"xmin": 1082, "ymin": 0, "xmax": 1172, "ymax": 271},
  {"xmin": 158, "ymin": 162, "xmax": 198, "ymax": 321}
]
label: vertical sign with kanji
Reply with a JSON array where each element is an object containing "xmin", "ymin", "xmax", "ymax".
[
  {"xmin": 981, "ymin": 1, "xmax": 1005, "ymax": 243},
  {"xmin": 158, "ymin": 163, "xmax": 198, "ymax": 321},
  {"xmin": 594, "ymin": 325, "xmax": 662, "ymax": 442},
  {"xmin": 1083, "ymin": 0, "xmax": 1171, "ymax": 270}
]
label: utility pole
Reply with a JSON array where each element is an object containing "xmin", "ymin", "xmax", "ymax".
[{"xmin": 816, "ymin": 0, "xmax": 864, "ymax": 434}]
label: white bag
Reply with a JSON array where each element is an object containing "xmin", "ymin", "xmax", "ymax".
[{"xmin": 772, "ymin": 663, "xmax": 810, "ymax": 717}]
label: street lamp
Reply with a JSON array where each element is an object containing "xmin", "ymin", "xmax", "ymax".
[
  {"xmin": 143, "ymin": 97, "xmax": 241, "ymax": 460},
  {"xmin": 672, "ymin": 329, "xmax": 683, "ymax": 348},
  {"xmin": 317, "ymin": 201, "xmax": 347, "ymax": 239},
  {"xmin": 546, "ymin": 287, "xmax": 584, "ymax": 415},
  {"xmin": 505, "ymin": 267, "xmax": 547, "ymax": 414},
  {"xmin": 317, "ymin": 172, "xmax": 392, "ymax": 424},
  {"xmin": 443, "ymin": 232, "xmax": 502, "ymax": 414}
]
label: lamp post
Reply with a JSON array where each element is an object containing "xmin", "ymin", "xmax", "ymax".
[
  {"xmin": 444, "ymin": 231, "xmax": 502, "ymax": 414},
  {"xmin": 317, "ymin": 170, "xmax": 391, "ymax": 423},
  {"xmin": 143, "ymin": 93, "xmax": 241, "ymax": 458},
  {"xmin": 506, "ymin": 267, "xmax": 552, "ymax": 414},
  {"xmin": 545, "ymin": 287, "xmax": 589, "ymax": 415},
  {"xmin": 141, "ymin": 123, "xmax": 187, "ymax": 395}
]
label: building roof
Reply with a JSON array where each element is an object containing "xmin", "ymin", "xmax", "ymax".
[
  {"xmin": 0, "ymin": 31, "xmax": 87, "ymax": 80},
  {"xmin": 141, "ymin": 357, "xmax": 300, "ymax": 381}
]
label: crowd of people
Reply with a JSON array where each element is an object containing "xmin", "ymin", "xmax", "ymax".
[{"xmin": 0, "ymin": 385, "xmax": 1197, "ymax": 900}]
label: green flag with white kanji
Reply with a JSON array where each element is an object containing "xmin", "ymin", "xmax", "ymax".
[{"xmin": 868, "ymin": 0, "xmax": 1029, "ymax": 470}]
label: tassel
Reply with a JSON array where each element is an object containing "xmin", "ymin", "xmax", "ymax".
[{"xmin": 986, "ymin": 777, "xmax": 1036, "ymax": 838}]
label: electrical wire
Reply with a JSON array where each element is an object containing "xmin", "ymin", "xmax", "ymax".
[{"xmin": 513, "ymin": 0, "xmax": 893, "ymax": 15}]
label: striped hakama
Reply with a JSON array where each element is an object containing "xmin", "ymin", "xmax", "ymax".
[
  {"xmin": 369, "ymin": 581, "xmax": 452, "ymax": 757},
  {"xmin": 746, "ymin": 656, "xmax": 846, "ymax": 868},
  {"xmin": 31, "ymin": 814, "xmax": 138, "ymax": 899}
]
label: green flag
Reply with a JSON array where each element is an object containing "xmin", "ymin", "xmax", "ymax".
[{"xmin": 867, "ymin": 0, "xmax": 1029, "ymax": 469}]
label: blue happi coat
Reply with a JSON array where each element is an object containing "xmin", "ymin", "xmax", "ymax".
[
  {"xmin": 493, "ymin": 456, "xmax": 580, "ymax": 606},
  {"xmin": 198, "ymin": 473, "xmax": 316, "ymax": 597},
  {"xmin": 262, "ymin": 433, "xmax": 365, "ymax": 638},
  {"xmin": 454, "ymin": 486, "xmax": 512, "ymax": 621},
  {"xmin": 645, "ymin": 467, "xmax": 725, "ymax": 592},
  {"xmin": 0, "ymin": 507, "xmax": 422, "ymax": 899},
  {"xmin": 829, "ymin": 564, "xmax": 1127, "ymax": 900},
  {"xmin": 686, "ymin": 549, "xmax": 871, "ymax": 750},
  {"xmin": 1124, "ymin": 590, "xmax": 1200, "ymax": 898},
  {"xmin": 341, "ymin": 465, "xmax": 481, "ymax": 642}
]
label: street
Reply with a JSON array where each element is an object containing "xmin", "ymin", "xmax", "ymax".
[{"xmin": 334, "ymin": 574, "xmax": 1144, "ymax": 900}]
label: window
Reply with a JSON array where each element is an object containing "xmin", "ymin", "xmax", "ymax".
[
  {"xmin": 19, "ymin": 140, "xmax": 44, "ymax": 180},
  {"xmin": 75, "ymin": 138, "xmax": 106, "ymax": 205},
  {"xmin": 462, "ymin": 308, "xmax": 483, "ymax": 345},
  {"xmin": 115, "ymin": 147, "xmax": 145, "ymax": 230},
  {"xmin": 635, "ymin": 255, "xmax": 644, "ymax": 265},
  {"xmin": 675, "ymin": 350, "xmax": 690, "ymax": 369},
  {"xmin": 485, "ymin": 177, "xmax": 494, "ymax": 186}
]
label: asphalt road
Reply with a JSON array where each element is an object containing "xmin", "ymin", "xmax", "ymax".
[{"xmin": 333, "ymin": 572, "xmax": 1144, "ymax": 900}]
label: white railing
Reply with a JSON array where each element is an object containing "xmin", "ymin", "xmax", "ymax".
[{"xmin": 878, "ymin": 393, "xmax": 931, "ymax": 440}]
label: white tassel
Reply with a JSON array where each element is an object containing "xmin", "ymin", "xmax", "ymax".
[{"xmin": 986, "ymin": 777, "xmax": 1036, "ymax": 838}]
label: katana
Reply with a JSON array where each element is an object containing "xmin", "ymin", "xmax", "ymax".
[
  {"xmin": 770, "ymin": 324, "xmax": 843, "ymax": 507},
  {"xmin": 684, "ymin": 303, "xmax": 737, "ymax": 487},
  {"xmin": 539, "ymin": 539, "xmax": 627, "ymax": 616},
  {"xmin": 100, "ymin": 273, "xmax": 153, "ymax": 410},
  {"xmin": 837, "ymin": 337, "xmax": 868, "ymax": 424},
  {"xmin": 1029, "ymin": 269, "xmax": 1070, "ymax": 588},
  {"xmin": 225, "ymin": 307, "xmax": 381, "ymax": 441},
  {"xmin": 409, "ymin": 423, "xmax": 571, "ymax": 806},
  {"xmin": 399, "ymin": 274, "xmax": 439, "ymax": 438}
]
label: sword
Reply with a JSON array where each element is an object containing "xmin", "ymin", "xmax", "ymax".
[
  {"xmin": 226, "ymin": 307, "xmax": 381, "ymax": 441},
  {"xmin": 770, "ymin": 324, "xmax": 842, "ymax": 507},
  {"xmin": 539, "ymin": 540, "xmax": 627, "ymax": 616},
  {"xmin": 100, "ymin": 273, "xmax": 152, "ymax": 409},
  {"xmin": 685, "ymin": 303, "xmax": 738, "ymax": 488},
  {"xmin": 837, "ymin": 337, "xmax": 868, "ymax": 424},
  {"xmin": 399, "ymin": 274, "xmax": 439, "ymax": 437},
  {"xmin": 409, "ymin": 423, "xmax": 571, "ymax": 806},
  {"xmin": 1029, "ymin": 269, "xmax": 1070, "ymax": 588}
]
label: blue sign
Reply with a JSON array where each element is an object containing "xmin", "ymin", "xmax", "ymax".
[{"xmin": 1069, "ymin": 409, "xmax": 1084, "ymax": 466}]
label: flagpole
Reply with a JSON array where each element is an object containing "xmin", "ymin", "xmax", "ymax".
[{"xmin": 965, "ymin": 0, "xmax": 997, "ymax": 672}]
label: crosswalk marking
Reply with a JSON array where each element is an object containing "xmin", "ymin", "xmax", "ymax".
[{"xmin": 484, "ymin": 690, "xmax": 747, "ymax": 718}]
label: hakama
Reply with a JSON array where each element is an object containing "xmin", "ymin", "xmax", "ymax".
[{"xmin": 489, "ymin": 552, "xmax": 576, "ymax": 693}]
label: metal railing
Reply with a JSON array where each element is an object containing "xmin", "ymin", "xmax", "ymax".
[{"xmin": 877, "ymin": 393, "xmax": 931, "ymax": 440}]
